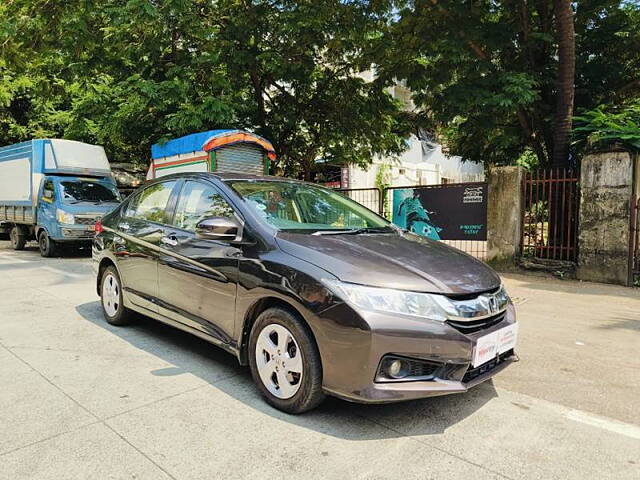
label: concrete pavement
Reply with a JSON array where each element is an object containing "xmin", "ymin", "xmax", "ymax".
[{"xmin": 0, "ymin": 242, "xmax": 638, "ymax": 479}]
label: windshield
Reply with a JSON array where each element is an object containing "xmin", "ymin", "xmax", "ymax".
[
  {"xmin": 228, "ymin": 180, "xmax": 393, "ymax": 233},
  {"xmin": 59, "ymin": 180, "xmax": 121, "ymax": 204}
]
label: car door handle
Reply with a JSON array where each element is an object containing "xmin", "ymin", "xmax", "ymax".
[
  {"xmin": 119, "ymin": 222, "xmax": 130, "ymax": 231},
  {"xmin": 161, "ymin": 235, "xmax": 178, "ymax": 247}
]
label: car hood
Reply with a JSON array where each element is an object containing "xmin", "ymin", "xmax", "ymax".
[
  {"xmin": 61, "ymin": 202, "xmax": 120, "ymax": 216},
  {"xmin": 276, "ymin": 231, "xmax": 500, "ymax": 295}
]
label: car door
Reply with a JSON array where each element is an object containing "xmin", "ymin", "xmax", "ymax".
[
  {"xmin": 37, "ymin": 178, "xmax": 57, "ymax": 233},
  {"xmin": 156, "ymin": 180, "xmax": 241, "ymax": 346},
  {"xmin": 115, "ymin": 180, "xmax": 180, "ymax": 314}
]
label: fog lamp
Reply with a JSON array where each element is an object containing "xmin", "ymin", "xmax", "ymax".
[{"xmin": 387, "ymin": 359, "xmax": 409, "ymax": 379}]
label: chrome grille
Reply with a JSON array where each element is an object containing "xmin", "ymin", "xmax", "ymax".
[{"xmin": 75, "ymin": 216, "xmax": 100, "ymax": 226}]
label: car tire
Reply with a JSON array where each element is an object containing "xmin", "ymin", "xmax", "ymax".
[
  {"xmin": 248, "ymin": 307, "xmax": 325, "ymax": 414},
  {"xmin": 38, "ymin": 231, "xmax": 56, "ymax": 257},
  {"xmin": 10, "ymin": 226, "xmax": 26, "ymax": 250},
  {"xmin": 100, "ymin": 266, "xmax": 134, "ymax": 326}
]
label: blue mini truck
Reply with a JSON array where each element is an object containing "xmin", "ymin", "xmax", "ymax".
[{"xmin": 0, "ymin": 139, "xmax": 121, "ymax": 256}]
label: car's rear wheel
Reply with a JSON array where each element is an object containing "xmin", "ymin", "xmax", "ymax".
[
  {"xmin": 100, "ymin": 266, "xmax": 134, "ymax": 326},
  {"xmin": 38, "ymin": 231, "xmax": 56, "ymax": 257},
  {"xmin": 248, "ymin": 307, "xmax": 324, "ymax": 414},
  {"xmin": 10, "ymin": 226, "xmax": 26, "ymax": 250}
]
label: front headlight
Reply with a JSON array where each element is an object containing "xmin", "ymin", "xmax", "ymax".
[
  {"xmin": 323, "ymin": 279, "xmax": 454, "ymax": 321},
  {"xmin": 56, "ymin": 209, "xmax": 75, "ymax": 224},
  {"xmin": 323, "ymin": 280, "xmax": 511, "ymax": 322}
]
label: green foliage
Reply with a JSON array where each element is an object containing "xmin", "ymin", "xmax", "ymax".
[
  {"xmin": 573, "ymin": 100, "xmax": 640, "ymax": 153},
  {"xmin": 375, "ymin": 162, "xmax": 392, "ymax": 219},
  {"xmin": 376, "ymin": 0, "xmax": 640, "ymax": 166},
  {"xmin": 0, "ymin": 0, "xmax": 637, "ymax": 172},
  {"xmin": 515, "ymin": 149, "xmax": 540, "ymax": 170},
  {"xmin": 0, "ymin": 0, "xmax": 410, "ymax": 174}
]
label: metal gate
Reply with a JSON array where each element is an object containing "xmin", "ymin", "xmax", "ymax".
[
  {"xmin": 630, "ymin": 195, "xmax": 640, "ymax": 286},
  {"xmin": 521, "ymin": 169, "xmax": 579, "ymax": 262}
]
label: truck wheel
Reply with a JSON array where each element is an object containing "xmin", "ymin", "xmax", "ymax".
[
  {"xmin": 100, "ymin": 266, "xmax": 134, "ymax": 326},
  {"xmin": 38, "ymin": 231, "xmax": 56, "ymax": 257},
  {"xmin": 248, "ymin": 307, "xmax": 325, "ymax": 414},
  {"xmin": 9, "ymin": 226, "xmax": 26, "ymax": 250}
]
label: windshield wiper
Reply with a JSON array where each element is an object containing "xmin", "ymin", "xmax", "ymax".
[{"xmin": 312, "ymin": 227, "xmax": 393, "ymax": 236}]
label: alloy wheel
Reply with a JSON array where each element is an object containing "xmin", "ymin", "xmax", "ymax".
[
  {"xmin": 255, "ymin": 323, "xmax": 303, "ymax": 399},
  {"xmin": 102, "ymin": 273, "xmax": 120, "ymax": 317}
]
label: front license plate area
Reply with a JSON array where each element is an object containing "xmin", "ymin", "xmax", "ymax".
[{"xmin": 472, "ymin": 323, "xmax": 518, "ymax": 367}]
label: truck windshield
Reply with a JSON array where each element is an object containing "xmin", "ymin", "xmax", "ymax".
[
  {"xmin": 227, "ymin": 180, "xmax": 393, "ymax": 233},
  {"xmin": 59, "ymin": 180, "xmax": 121, "ymax": 204}
]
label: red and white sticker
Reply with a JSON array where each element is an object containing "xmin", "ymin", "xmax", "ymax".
[{"xmin": 472, "ymin": 323, "xmax": 518, "ymax": 367}]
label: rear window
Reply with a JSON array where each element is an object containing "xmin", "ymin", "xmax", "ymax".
[{"xmin": 125, "ymin": 181, "xmax": 178, "ymax": 224}]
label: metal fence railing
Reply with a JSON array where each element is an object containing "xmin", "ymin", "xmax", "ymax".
[
  {"xmin": 521, "ymin": 169, "xmax": 579, "ymax": 262},
  {"xmin": 336, "ymin": 187, "xmax": 382, "ymax": 215}
]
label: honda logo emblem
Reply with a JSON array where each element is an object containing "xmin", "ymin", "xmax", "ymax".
[{"xmin": 488, "ymin": 295, "xmax": 498, "ymax": 313}]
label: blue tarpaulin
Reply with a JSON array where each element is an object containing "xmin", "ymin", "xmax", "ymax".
[{"xmin": 151, "ymin": 130, "xmax": 235, "ymax": 159}]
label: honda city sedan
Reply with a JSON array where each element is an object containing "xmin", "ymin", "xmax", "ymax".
[{"xmin": 92, "ymin": 173, "xmax": 517, "ymax": 413}]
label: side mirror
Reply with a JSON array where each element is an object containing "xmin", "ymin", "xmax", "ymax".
[
  {"xmin": 43, "ymin": 189, "xmax": 54, "ymax": 200},
  {"xmin": 195, "ymin": 216, "xmax": 241, "ymax": 241}
]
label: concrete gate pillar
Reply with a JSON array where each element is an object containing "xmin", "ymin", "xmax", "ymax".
[
  {"xmin": 577, "ymin": 151, "xmax": 636, "ymax": 285},
  {"xmin": 487, "ymin": 166, "xmax": 525, "ymax": 266}
]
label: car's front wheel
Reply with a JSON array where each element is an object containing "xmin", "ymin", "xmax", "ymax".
[
  {"xmin": 248, "ymin": 307, "xmax": 325, "ymax": 414},
  {"xmin": 100, "ymin": 266, "xmax": 134, "ymax": 326}
]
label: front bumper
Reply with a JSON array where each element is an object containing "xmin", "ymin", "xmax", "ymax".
[
  {"xmin": 318, "ymin": 303, "xmax": 518, "ymax": 404},
  {"xmin": 58, "ymin": 226, "xmax": 96, "ymax": 240}
]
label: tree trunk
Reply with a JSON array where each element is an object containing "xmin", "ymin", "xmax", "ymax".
[{"xmin": 551, "ymin": 0, "xmax": 575, "ymax": 168}]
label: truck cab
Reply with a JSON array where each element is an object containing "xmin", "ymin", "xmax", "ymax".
[
  {"xmin": 0, "ymin": 139, "xmax": 121, "ymax": 256},
  {"xmin": 35, "ymin": 175, "xmax": 121, "ymax": 254}
]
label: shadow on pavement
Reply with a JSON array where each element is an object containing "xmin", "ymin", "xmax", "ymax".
[
  {"xmin": 0, "ymin": 241, "xmax": 92, "ymax": 258},
  {"xmin": 75, "ymin": 300, "xmax": 497, "ymax": 440}
]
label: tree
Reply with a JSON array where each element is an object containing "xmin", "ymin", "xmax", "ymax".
[
  {"xmin": 0, "ymin": 0, "xmax": 240, "ymax": 164},
  {"xmin": 552, "ymin": 0, "xmax": 576, "ymax": 167},
  {"xmin": 377, "ymin": 0, "xmax": 638, "ymax": 167},
  {"xmin": 214, "ymin": 0, "xmax": 411, "ymax": 179},
  {"xmin": 0, "ymin": 0, "xmax": 411, "ymax": 176}
]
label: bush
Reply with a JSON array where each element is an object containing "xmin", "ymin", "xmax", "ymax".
[{"xmin": 573, "ymin": 100, "xmax": 640, "ymax": 154}]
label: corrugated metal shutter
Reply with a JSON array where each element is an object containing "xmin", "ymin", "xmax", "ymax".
[{"xmin": 216, "ymin": 144, "xmax": 264, "ymax": 175}]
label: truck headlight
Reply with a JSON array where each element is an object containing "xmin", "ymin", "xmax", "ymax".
[{"xmin": 56, "ymin": 209, "xmax": 75, "ymax": 225}]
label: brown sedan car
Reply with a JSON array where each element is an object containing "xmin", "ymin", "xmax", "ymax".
[{"xmin": 93, "ymin": 173, "xmax": 518, "ymax": 413}]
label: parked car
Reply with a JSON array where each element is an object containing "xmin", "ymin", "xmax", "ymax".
[
  {"xmin": 0, "ymin": 139, "xmax": 121, "ymax": 256},
  {"xmin": 92, "ymin": 173, "xmax": 517, "ymax": 413}
]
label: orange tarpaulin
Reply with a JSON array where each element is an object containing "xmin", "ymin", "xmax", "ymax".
[{"xmin": 202, "ymin": 132, "xmax": 276, "ymax": 160}]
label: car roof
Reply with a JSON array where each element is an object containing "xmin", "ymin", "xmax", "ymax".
[{"xmin": 148, "ymin": 172, "xmax": 306, "ymax": 184}]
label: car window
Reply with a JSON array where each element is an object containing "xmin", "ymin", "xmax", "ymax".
[
  {"xmin": 126, "ymin": 181, "xmax": 178, "ymax": 224},
  {"xmin": 228, "ymin": 181, "xmax": 390, "ymax": 232},
  {"xmin": 42, "ymin": 179, "xmax": 55, "ymax": 200},
  {"xmin": 172, "ymin": 181, "xmax": 235, "ymax": 232},
  {"xmin": 59, "ymin": 180, "xmax": 120, "ymax": 204}
]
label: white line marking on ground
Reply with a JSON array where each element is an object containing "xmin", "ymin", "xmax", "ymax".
[
  {"xmin": 565, "ymin": 409, "xmax": 640, "ymax": 440},
  {"xmin": 498, "ymin": 388, "xmax": 640, "ymax": 441}
]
